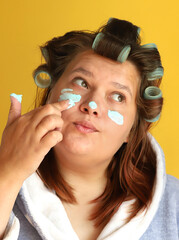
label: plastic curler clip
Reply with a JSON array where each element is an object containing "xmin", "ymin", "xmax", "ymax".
[
  {"xmin": 145, "ymin": 113, "xmax": 161, "ymax": 123},
  {"xmin": 137, "ymin": 27, "xmax": 141, "ymax": 35},
  {"xmin": 41, "ymin": 47, "xmax": 49, "ymax": 62},
  {"xmin": 141, "ymin": 43, "xmax": 158, "ymax": 49},
  {"xmin": 143, "ymin": 86, "xmax": 162, "ymax": 123},
  {"xmin": 143, "ymin": 86, "xmax": 162, "ymax": 100},
  {"xmin": 34, "ymin": 70, "xmax": 51, "ymax": 88},
  {"xmin": 147, "ymin": 67, "xmax": 164, "ymax": 81},
  {"xmin": 117, "ymin": 45, "xmax": 131, "ymax": 63},
  {"xmin": 92, "ymin": 32, "xmax": 105, "ymax": 50},
  {"xmin": 107, "ymin": 17, "xmax": 113, "ymax": 24}
]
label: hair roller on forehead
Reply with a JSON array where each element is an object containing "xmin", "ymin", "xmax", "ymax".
[
  {"xmin": 92, "ymin": 32, "xmax": 105, "ymax": 50},
  {"xmin": 117, "ymin": 45, "xmax": 131, "ymax": 63}
]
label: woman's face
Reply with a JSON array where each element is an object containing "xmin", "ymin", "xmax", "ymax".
[{"xmin": 48, "ymin": 51, "xmax": 140, "ymax": 169}]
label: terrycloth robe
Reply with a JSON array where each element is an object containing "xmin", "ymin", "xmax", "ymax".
[{"xmin": 3, "ymin": 135, "xmax": 179, "ymax": 240}]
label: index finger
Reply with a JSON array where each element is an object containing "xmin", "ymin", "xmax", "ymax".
[{"xmin": 52, "ymin": 100, "xmax": 70, "ymax": 112}]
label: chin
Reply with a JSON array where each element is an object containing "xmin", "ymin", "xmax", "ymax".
[{"xmin": 56, "ymin": 136, "xmax": 93, "ymax": 156}]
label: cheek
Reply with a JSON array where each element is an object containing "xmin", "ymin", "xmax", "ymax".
[
  {"xmin": 106, "ymin": 107, "xmax": 136, "ymax": 143},
  {"xmin": 108, "ymin": 110, "xmax": 124, "ymax": 125},
  {"xmin": 58, "ymin": 88, "xmax": 82, "ymax": 109}
]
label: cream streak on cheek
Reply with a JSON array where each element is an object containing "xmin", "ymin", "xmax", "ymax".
[
  {"xmin": 58, "ymin": 88, "xmax": 81, "ymax": 109},
  {"xmin": 108, "ymin": 110, "xmax": 124, "ymax": 125},
  {"xmin": 58, "ymin": 88, "xmax": 123, "ymax": 125}
]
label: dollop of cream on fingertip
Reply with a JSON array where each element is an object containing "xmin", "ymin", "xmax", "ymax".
[
  {"xmin": 58, "ymin": 88, "xmax": 81, "ymax": 109},
  {"xmin": 89, "ymin": 101, "xmax": 97, "ymax": 110},
  {"xmin": 10, "ymin": 93, "xmax": 23, "ymax": 103},
  {"xmin": 108, "ymin": 110, "xmax": 124, "ymax": 125}
]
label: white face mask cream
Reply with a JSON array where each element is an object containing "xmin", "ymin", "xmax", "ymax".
[
  {"xmin": 58, "ymin": 88, "xmax": 81, "ymax": 109},
  {"xmin": 59, "ymin": 89, "xmax": 123, "ymax": 125},
  {"xmin": 108, "ymin": 110, "xmax": 124, "ymax": 125},
  {"xmin": 61, "ymin": 88, "xmax": 73, "ymax": 93},
  {"xmin": 10, "ymin": 93, "xmax": 23, "ymax": 103}
]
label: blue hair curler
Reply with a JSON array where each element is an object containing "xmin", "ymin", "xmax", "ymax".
[
  {"xmin": 145, "ymin": 113, "xmax": 161, "ymax": 123},
  {"xmin": 107, "ymin": 17, "xmax": 113, "ymax": 24},
  {"xmin": 41, "ymin": 47, "xmax": 49, "ymax": 62},
  {"xmin": 117, "ymin": 45, "xmax": 131, "ymax": 63},
  {"xmin": 137, "ymin": 27, "xmax": 141, "ymax": 35},
  {"xmin": 143, "ymin": 86, "xmax": 162, "ymax": 122},
  {"xmin": 141, "ymin": 43, "xmax": 158, "ymax": 49},
  {"xmin": 92, "ymin": 32, "xmax": 105, "ymax": 50},
  {"xmin": 147, "ymin": 67, "xmax": 164, "ymax": 81},
  {"xmin": 34, "ymin": 70, "xmax": 51, "ymax": 88},
  {"xmin": 143, "ymin": 86, "xmax": 162, "ymax": 100}
]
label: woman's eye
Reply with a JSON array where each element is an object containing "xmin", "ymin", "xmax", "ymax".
[
  {"xmin": 111, "ymin": 93, "xmax": 125, "ymax": 103},
  {"xmin": 74, "ymin": 79, "xmax": 88, "ymax": 88}
]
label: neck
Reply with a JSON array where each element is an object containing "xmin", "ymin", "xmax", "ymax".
[{"xmin": 55, "ymin": 153, "xmax": 109, "ymax": 204}]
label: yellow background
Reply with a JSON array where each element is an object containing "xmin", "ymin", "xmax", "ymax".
[{"xmin": 0, "ymin": 0, "xmax": 178, "ymax": 178}]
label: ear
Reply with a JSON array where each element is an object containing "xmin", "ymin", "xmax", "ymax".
[{"xmin": 124, "ymin": 134, "xmax": 129, "ymax": 143}]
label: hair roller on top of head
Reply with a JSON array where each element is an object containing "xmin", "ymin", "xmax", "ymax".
[
  {"xmin": 141, "ymin": 43, "xmax": 158, "ymax": 49},
  {"xmin": 92, "ymin": 18, "xmax": 136, "ymax": 63},
  {"xmin": 117, "ymin": 45, "xmax": 131, "ymax": 63},
  {"xmin": 107, "ymin": 17, "xmax": 113, "ymax": 24},
  {"xmin": 137, "ymin": 27, "xmax": 141, "ymax": 35},
  {"xmin": 92, "ymin": 32, "xmax": 105, "ymax": 50},
  {"xmin": 34, "ymin": 70, "xmax": 51, "ymax": 88}
]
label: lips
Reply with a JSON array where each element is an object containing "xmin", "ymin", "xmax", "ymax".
[{"xmin": 74, "ymin": 121, "xmax": 98, "ymax": 133}]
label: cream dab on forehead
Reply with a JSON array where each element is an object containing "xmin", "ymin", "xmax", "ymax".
[{"xmin": 58, "ymin": 88, "xmax": 81, "ymax": 109}]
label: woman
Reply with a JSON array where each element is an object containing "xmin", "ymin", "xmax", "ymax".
[{"xmin": 0, "ymin": 18, "xmax": 178, "ymax": 240}]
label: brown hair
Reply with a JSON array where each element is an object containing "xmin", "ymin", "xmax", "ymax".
[{"xmin": 34, "ymin": 18, "xmax": 163, "ymax": 227}]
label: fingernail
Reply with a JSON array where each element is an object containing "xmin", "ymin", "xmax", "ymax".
[{"xmin": 10, "ymin": 93, "xmax": 23, "ymax": 103}]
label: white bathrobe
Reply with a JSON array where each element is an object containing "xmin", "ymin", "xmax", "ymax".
[{"xmin": 3, "ymin": 135, "xmax": 179, "ymax": 240}]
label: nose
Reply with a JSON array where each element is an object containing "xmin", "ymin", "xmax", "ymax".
[{"xmin": 80, "ymin": 100, "xmax": 99, "ymax": 116}]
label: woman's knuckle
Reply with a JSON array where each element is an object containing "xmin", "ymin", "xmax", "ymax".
[
  {"xmin": 51, "ymin": 131, "xmax": 60, "ymax": 139},
  {"xmin": 44, "ymin": 104, "xmax": 53, "ymax": 113},
  {"xmin": 47, "ymin": 115, "xmax": 55, "ymax": 123}
]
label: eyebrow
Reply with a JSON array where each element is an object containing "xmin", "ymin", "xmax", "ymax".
[
  {"xmin": 71, "ymin": 67, "xmax": 132, "ymax": 97},
  {"xmin": 111, "ymin": 82, "xmax": 132, "ymax": 97},
  {"xmin": 71, "ymin": 67, "xmax": 94, "ymax": 78}
]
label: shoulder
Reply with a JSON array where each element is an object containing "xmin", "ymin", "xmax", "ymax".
[
  {"xmin": 162, "ymin": 174, "xmax": 179, "ymax": 210},
  {"xmin": 141, "ymin": 174, "xmax": 179, "ymax": 239},
  {"xmin": 165, "ymin": 174, "xmax": 179, "ymax": 199}
]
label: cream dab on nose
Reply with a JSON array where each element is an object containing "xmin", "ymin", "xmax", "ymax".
[{"xmin": 89, "ymin": 101, "xmax": 97, "ymax": 109}]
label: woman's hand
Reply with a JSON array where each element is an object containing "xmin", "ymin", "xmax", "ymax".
[{"xmin": 0, "ymin": 95, "xmax": 69, "ymax": 183}]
